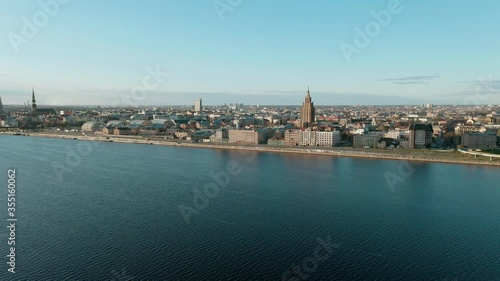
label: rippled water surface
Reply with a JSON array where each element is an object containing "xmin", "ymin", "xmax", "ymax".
[{"xmin": 0, "ymin": 136, "xmax": 499, "ymax": 280}]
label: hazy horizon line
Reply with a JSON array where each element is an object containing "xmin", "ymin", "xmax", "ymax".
[{"xmin": 3, "ymin": 103, "xmax": 497, "ymax": 108}]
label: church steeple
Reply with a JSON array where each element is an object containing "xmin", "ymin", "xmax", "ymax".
[{"xmin": 31, "ymin": 88, "xmax": 37, "ymax": 112}]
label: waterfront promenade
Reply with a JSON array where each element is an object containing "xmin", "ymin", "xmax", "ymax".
[
  {"xmin": 5, "ymin": 131, "xmax": 500, "ymax": 167},
  {"xmin": 458, "ymin": 149, "xmax": 500, "ymax": 161}
]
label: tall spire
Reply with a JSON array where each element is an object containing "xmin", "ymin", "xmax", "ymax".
[
  {"xmin": 305, "ymin": 87, "xmax": 311, "ymax": 102},
  {"xmin": 31, "ymin": 87, "xmax": 37, "ymax": 112}
]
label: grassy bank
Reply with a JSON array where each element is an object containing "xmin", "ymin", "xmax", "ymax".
[{"xmin": 12, "ymin": 132, "xmax": 500, "ymax": 167}]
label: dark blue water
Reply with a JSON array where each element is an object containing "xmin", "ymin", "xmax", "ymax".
[{"xmin": 0, "ymin": 136, "xmax": 499, "ymax": 280}]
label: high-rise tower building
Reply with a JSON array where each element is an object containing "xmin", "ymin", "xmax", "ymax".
[
  {"xmin": 409, "ymin": 123, "xmax": 433, "ymax": 148},
  {"xmin": 194, "ymin": 98, "xmax": 202, "ymax": 112},
  {"xmin": 32, "ymin": 88, "xmax": 37, "ymax": 112},
  {"xmin": 300, "ymin": 87, "xmax": 315, "ymax": 128}
]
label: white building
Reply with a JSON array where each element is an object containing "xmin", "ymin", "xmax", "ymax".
[
  {"xmin": 194, "ymin": 98, "xmax": 202, "ymax": 112},
  {"xmin": 315, "ymin": 131, "xmax": 341, "ymax": 147},
  {"xmin": 353, "ymin": 128, "xmax": 366, "ymax": 135},
  {"xmin": 385, "ymin": 129, "xmax": 402, "ymax": 140},
  {"xmin": 455, "ymin": 125, "xmax": 486, "ymax": 136},
  {"xmin": 299, "ymin": 129, "xmax": 316, "ymax": 146},
  {"xmin": 82, "ymin": 121, "xmax": 104, "ymax": 132}
]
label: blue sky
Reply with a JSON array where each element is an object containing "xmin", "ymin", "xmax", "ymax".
[{"xmin": 1, "ymin": 0, "xmax": 500, "ymax": 105}]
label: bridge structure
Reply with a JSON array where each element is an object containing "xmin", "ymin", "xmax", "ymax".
[{"xmin": 458, "ymin": 149, "xmax": 500, "ymax": 161}]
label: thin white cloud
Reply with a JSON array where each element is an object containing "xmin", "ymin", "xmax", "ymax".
[{"xmin": 377, "ymin": 75, "xmax": 441, "ymax": 85}]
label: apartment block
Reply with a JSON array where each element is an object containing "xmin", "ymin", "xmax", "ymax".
[
  {"xmin": 285, "ymin": 129, "xmax": 300, "ymax": 146},
  {"xmin": 353, "ymin": 133, "xmax": 382, "ymax": 148},
  {"xmin": 409, "ymin": 123, "xmax": 433, "ymax": 148},
  {"xmin": 299, "ymin": 129, "xmax": 316, "ymax": 146},
  {"xmin": 316, "ymin": 131, "xmax": 340, "ymax": 147},
  {"xmin": 210, "ymin": 128, "xmax": 229, "ymax": 143},
  {"xmin": 454, "ymin": 125, "xmax": 485, "ymax": 136},
  {"xmin": 228, "ymin": 129, "xmax": 273, "ymax": 145},
  {"xmin": 461, "ymin": 132, "xmax": 497, "ymax": 148}
]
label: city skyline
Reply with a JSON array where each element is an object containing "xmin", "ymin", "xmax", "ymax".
[
  {"xmin": 2, "ymin": 2, "xmax": 500, "ymax": 280},
  {"xmin": 1, "ymin": 1, "xmax": 500, "ymax": 105},
  {"xmin": 2, "ymin": 87, "xmax": 499, "ymax": 107}
]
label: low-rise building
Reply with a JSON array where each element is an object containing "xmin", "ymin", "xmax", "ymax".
[
  {"xmin": 299, "ymin": 129, "xmax": 316, "ymax": 146},
  {"xmin": 138, "ymin": 127, "xmax": 159, "ymax": 135},
  {"xmin": 267, "ymin": 138, "xmax": 285, "ymax": 146},
  {"xmin": 378, "ymin": 138, "xmax": 398, "ymax": 149},
  {"xmin": 353, "ymin": 133, "xmax": 383, "ymax": 148},
  {"xmin": 175, "ymin": 130, "xmax": 189, "ymax": 139},
  {"xmin": 82, "ymin": 121, "xmax": 104, "ymax": 132},
  {"xmin": 284, "ymin": 129, "xmax": 341, "ymax": 147},
  {"xmin": 285, "ymin": 129, "xmax": 300, "ymax": 146},
  {"xmin": 228, "ymin": 130, "xmax": 259, "ymax": 144},
  {"xmin": 385, "ymin": 129, "xmax": 402, "ymax": 140},
  {"xmin": 191, "ymin": 130, "xmax": 213, "ymax": 142},
  {"xmin": 454, "ymin": 125, "xmax": 485, "ymax": 136},
  {"xmin": 228, "ymin": 129, "xmax": 274, "ymax": 145},
  {"xmin": 210, "ymin": 128, "xmax": 229, "ymax": 143},
  {"xmin": 114, "ymin": 127, "xmax": 132, "ymax": 135},
  {"xmin": 102, "ymin": 126, "xmax": 115, "ymax": 135},
  {"xmin": 399, "ymin": 137, "xmax": 411, "ymax": 149},
  {"xmin": 2, "ymin": 117, "xmax": 18, "ymax": 128},
  {"xmin": 461, "ymin": 132, "xmax": 497, "ymax": 148},
  {"xmin": 315, "ymin": 131, "xmax": 340, "ymax": 147}
]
